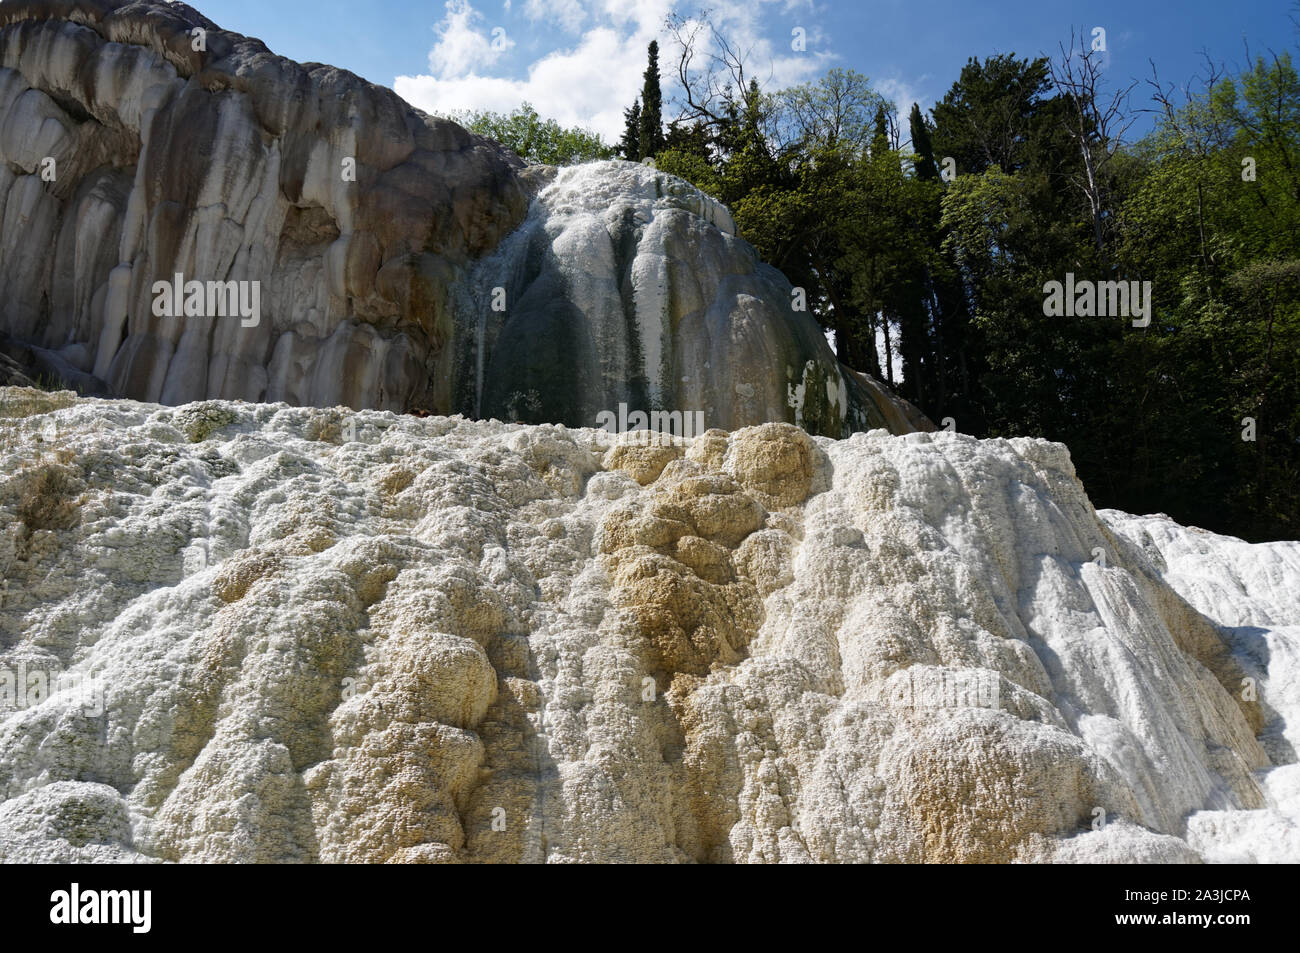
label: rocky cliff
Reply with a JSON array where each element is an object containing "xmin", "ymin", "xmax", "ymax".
[
  {"xmin": 1, "ymin": 387, "xmax": 1295, "ymax": 862},
  {"xmin": 0, "ymin": 0, "xmax": 925, "ymax": 436}
]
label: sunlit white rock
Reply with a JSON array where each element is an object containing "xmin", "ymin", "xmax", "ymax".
[{"xmin": 0, "ymin": 389, "xmax": 1294, "ymax": 863}]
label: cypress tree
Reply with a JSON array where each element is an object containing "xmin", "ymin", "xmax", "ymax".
[
  {"xmin": 621, "ymin": 99, "xmax": 641, "ymax": 160},
  {"xmin": 637, "ymin": 41, "xmax": 664, "ymax": 159},
  {"xmin": 871, "ymin": 105, "xmax": 890, "ymax": 156},
  {"xmin": 908, "ymin": 103, "xmax": 939, "ymax": 180}
]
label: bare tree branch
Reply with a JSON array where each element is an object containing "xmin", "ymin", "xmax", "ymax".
[
  {"xmin": 664, "ymin": 11, "xmax": 771, "ymax": 134},
  {"xmin": 1048, "ymin": 27, "xmax": 1139, "ymax": 258}
]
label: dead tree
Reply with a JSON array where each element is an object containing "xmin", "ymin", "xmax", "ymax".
[
  {"xmin": 1048, "ymin": 29, "xmax": 1138, "ymax": 260},
  {"xmin": 664, "ymin": 11, "xmax": 768, "ymax": 135}
]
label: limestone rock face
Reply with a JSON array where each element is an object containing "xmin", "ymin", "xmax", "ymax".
[
  {"xmin": 0, "ymin": 0, "xmax": 530, "ymax": 413},
  {"xmin": 1, "ymin": 387, "xmax": 1294, "ymax": 863},
  {"xmin": 0, "ymin": 1, "xmax": 926, "ymax": 437}
]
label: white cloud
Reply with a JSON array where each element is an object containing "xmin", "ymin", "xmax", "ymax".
[
  {"xmin": 426, "ymin": 0, "xmax": 514, "ymax": 80},
  {"xmin": 398, "ymin": 26, "xmax": 648, "ymax": 140},
  {"xmin": 877, "ymin": 77, "xmax": 932, "ymax": 118},
  {"xmin": 395, "ymin": 0, "xmax": 836, "ymax": 144},
  {"xmin": 591, "ymin": 0, "xmax": 675, "ymax": 35},
  {"xmin": 523, "ymin": 0, "xmax": 587, "ymax": 33}
]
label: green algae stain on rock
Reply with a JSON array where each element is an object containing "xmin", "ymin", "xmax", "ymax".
[
  {"xmin": 174, "ymin": 403, "xmax": 238, "ymax": 443},
  {"xmin": 786, "ymin": 359, "xmax": 847, "ymax": 438}
]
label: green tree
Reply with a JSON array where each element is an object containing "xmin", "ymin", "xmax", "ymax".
[
  {"xmin": 909, "ymin": 103, "xmax": 939, "ymax": 181},
  {"xmin": 455, "ymin": 104, "xmax": 613, "ymax": 165},
  {"xmin": 931, "ymin": 54, "xmax": 1062, "ymax": 176},
  {"xmin": 650, "ymin": 31, "xmax": 1300, "ymax": 540},
  {"xmin": 657, "ymin": 119, "xmax": 721, "ymax": 193},
  {"xmin": 776, "ymin": 68, "xmax": 886, "ymax": 154},
  {"xmin": 621, "ymin": 99, "xmax": 641, "ymax": 160},
  {"xmin": 1108, "ymin": 53, "xmax": 1300, "ymax": 538}
]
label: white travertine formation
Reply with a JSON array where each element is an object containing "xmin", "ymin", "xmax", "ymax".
[
  {"xmin": 0, "ymin": 387, "xmax": 1293, "ymax": 863},
  {"xmin": 458, "ymin": 160, "xmax": 902, "ymax": 436},
  {"xmin": 1099, "ymin": 511, "xmax": 1300, "ymax": 863}
]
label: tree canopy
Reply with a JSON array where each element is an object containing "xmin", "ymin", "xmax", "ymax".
[{"xmin": 452, "ymin": 103, "xmax": 613, "ymax": 165}]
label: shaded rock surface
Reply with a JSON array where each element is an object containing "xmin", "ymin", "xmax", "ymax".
[
  {"xmin": 0, "ymin": 387, "xmax": 1294, "ymax": 863},
  {"xmin": 0, "ymin": 0, "xmax": 926, "ymax": 437},
  {"xmin": 0, "ymin": 349, "xmax": 39, "ymax": 390}
]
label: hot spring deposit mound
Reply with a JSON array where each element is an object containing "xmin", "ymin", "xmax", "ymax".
[{"xmin": 1, "ymin": 388, "xmax": 1297, "ymax": 862}]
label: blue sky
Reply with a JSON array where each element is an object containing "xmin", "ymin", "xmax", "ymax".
[{"xmin": 195, "ymin": 0, "xmax": 1296, "ymax": 143}]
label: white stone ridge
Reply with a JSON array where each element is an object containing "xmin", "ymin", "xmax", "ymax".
[
  {"xmin": 0, "ymin": 386, "xmax": 1294, "ymax": 863},
  {"xmin": 1099, "ymin": 510, "xmax": 1300, "ymax": 862}
]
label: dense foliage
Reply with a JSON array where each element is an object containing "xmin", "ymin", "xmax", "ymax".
[{"xmin": 452, "ymin": 103, "xmax": 613, "ymax": 165}]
